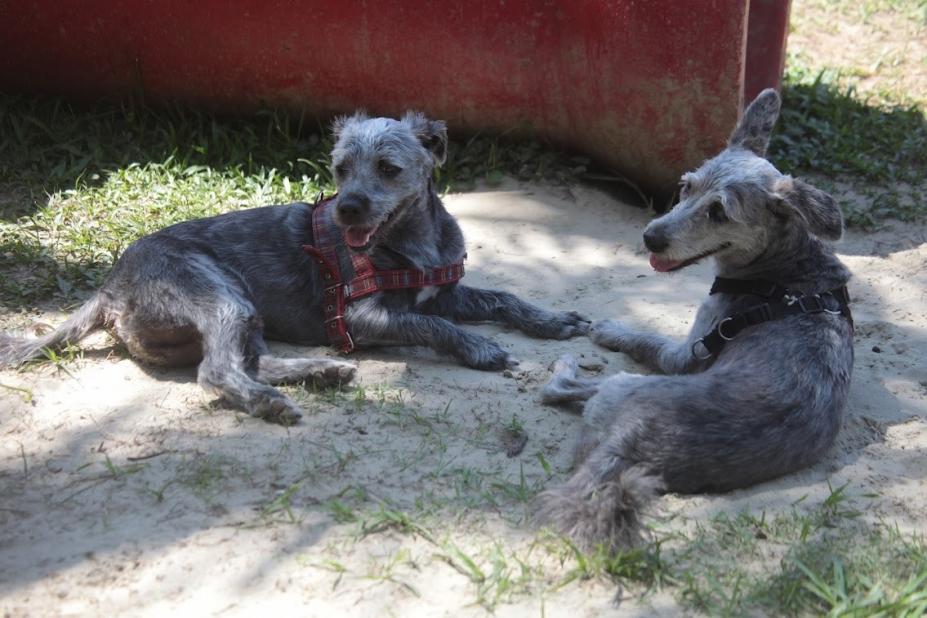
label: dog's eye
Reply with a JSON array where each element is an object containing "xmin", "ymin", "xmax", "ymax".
[
  {"xmin": 334, "ymin": 162, "xmax": 350, "ymax": 178},
  {"xmin": 707, "ymin": 202, "xmax": 728, "ymax": 223},
  {"xmin": 379, "ymin": 161, "xmax": 402, "ymax": 179}
]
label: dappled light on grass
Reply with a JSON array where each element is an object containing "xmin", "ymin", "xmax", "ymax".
[
  {"xmin": 769, "ymin": 54, "xmax": 927, "ymax": 226},
  {"xmin": 0, "ymin": 97, "xmax": 337, "ymax": 307},
  {"xmin": 771, "ymin": 63, "xmax": 927, "ymax": 186},
  {"xmin": 0, "ymin": 95, "xmax": 586, "ymax": 310}
]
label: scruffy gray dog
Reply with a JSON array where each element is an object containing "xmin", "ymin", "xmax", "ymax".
[
  {"xmin": 0, "ymin": 112, "xmax": 588, "ymax": 423},
  {"xmin": 538, "ymin": 89, "xmax": 854, "ymax": 550}
]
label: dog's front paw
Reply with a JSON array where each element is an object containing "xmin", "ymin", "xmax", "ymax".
[
  {"xmin": 530, "ymin": 311, "xmax": 592, "ymax": 340},
  {"xmin": 456, "ymin": 335, "xmax": 518, "ymax": 371},
  {"xmin": 556, "ymin": 311, "xmax": 592, "ymax": 338},
  {"xmin": 589, "ymin": 319, "xmax": 631, "ymax": 351}
]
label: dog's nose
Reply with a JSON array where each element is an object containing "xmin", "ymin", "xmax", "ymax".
[
  {"xmin": 336, "ymin": 193, "xmax": 371, "ymax": 223},
  {"xmin": 643, "ymin": 228, "xmax": 669, "ymax": 253}
]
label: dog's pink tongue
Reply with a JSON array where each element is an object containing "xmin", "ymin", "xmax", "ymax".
[
  {"xmin": 649, "ymin": 253, "xmax": 682, "ymax": 273},
  {"xmin": 344, "ymin": 226, "xmax": 375, "ymax": 248}
]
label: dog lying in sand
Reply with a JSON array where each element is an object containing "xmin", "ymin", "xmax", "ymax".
[
  {"xmin": 0, "ymin": 112, "xmax": 589, "ymax": 422},
  {"xmin": 538, "ymin": 89, "xmax": 854, "ymax": 550}
]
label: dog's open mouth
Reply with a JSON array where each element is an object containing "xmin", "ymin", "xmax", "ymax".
[
  {"xmin": 344, "ymin": 224, "xmax": 379, "ymax": 249},
  {"xmin": 649, "ymin": 243, "xmax": 731, "ymax": 272},
  {"xmin": 341, "ymin": 203, "xmax": 406, "ymax": 250}
]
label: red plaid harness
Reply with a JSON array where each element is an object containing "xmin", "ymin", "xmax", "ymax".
[{"xmin": 302, "ymin": 196, "xmax": 466, "ymax": 353}]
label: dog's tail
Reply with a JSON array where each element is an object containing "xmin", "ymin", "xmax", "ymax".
[
  {"xmin": 536, "ymin": 464, "xmax": 663, "ymax": 552},
  {"xmin": 0, "ymin": 293, "xmax": 106, "ymax": 368}
]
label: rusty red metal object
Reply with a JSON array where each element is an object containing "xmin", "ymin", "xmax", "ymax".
[
  {"xmin": 745, "ymin": 0, "xmax": 793, "ymax": 103},
  {"xmin": 0, "ymin": 1, "xmax": 790, "ymax": 193}
]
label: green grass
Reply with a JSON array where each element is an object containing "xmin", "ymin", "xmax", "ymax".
[
  {"xmin": 0, "ymin": 97, "xmax": 335, "ymax": 305},
  {"xmin": 0, "ymin": 95, "xmax": 584, "ymax": 307},
  {"xmin": 770, "ymin": 58, "xmax": 927, "ymax": 226},
  {"xmin": 469, "ymin": 484, "xmax": 924, "ymax": 616},
  {"xmin": 675, "ymin": 514, "xmax": 927, "ymax": 616},
  {"xmin": 771, "ymin": 0, "xmax": 927, "ymax": 226},
  {"xmin": 176, "ymin": 453, "xmax": 251, "ymax": 503},
  {"xmin": 800, "ymin": 0, "xmax": 927, "ymax": 22},
  {"xmin": 771, "ymin": 62, "xmax": 927, "ymax": 186},
  {"xmin": 0, "ymin": 381, "xmax": 33, "ymax": 403},
  {"xmin": 658, "ymin": 485, "xmax": 927, "ymax": 617},
  {"xmin": 439, "ymin": 542, "xmax": 540, "ymax": 610},
  {"xmin": 75, "ymin": 453, "xmax": 146, "ymax": 480},
  {"xmin": 283, "ymin": 476, "xmax": 927, "ymax": 615}
]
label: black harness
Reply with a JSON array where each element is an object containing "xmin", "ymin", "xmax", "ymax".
[{"xmin": 692, "ymin": 277, "xmax": 853, "ymax": 360}]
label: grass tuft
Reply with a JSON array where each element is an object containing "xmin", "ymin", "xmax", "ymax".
[
  {"xmin": 772, "ymin": 66, "xmax": 927, "ymax": 186},
  {"xmin": 771, "ymin": 56, "xmax": 927, "ymax": 226},
  {"xmin": 667, "ymin": 486, "xmax": 927, "ymax": 616}
]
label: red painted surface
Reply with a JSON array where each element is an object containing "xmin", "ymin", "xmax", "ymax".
[
  {"xmin": 0, "ymin": 1, "xmax": 790, "ymax": 192},
  {"xmin": 745, "ymin": 0, "xmax": 793, "ymax": 102}
]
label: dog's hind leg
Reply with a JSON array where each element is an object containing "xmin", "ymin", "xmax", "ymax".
[
  {"xmin": 229, "ymin": 321, "xmax": 354, "ymax": 388},
  {"xmin": 191, "ymin": 302, "xmax": 303, "ymax": 423},
  {"xmin": 537, "ymin": 374, "xmax": 664, "ymax": 550},
  {"xmin": 254, "ymin": 355, "xmax": 356, "ymax": 386},
  {"xmin": 542, "ymin": 354, "xmax": 604, "ymax": 405},
  {"xmin": 110, "ymin": 244, "xmax": 305, "ymax": 423},
  {"xmin": 243, "ymin": 329, "xmax": 356, "ymax": 387},
  {"xmin": 568, "ymin": 371, "xmax": 650, "ymax": 462},
  {"xmin": 185, "ymin": 293, "xmax": 302, "ymax": 423}
]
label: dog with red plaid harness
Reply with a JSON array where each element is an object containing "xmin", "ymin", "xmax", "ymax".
[{"xmin": 0, "ymin": 112, "xmax": 589, "ymax": 423}]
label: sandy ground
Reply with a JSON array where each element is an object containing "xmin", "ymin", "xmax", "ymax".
[{"xmin": 1, "ymin": 179, "xmax": 925, "ymax": 616}]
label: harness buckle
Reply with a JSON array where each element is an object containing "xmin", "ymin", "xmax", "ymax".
[
  {"xmin": 691, "ymin": 338, "xmax": 713, "ymax": 360},
  {"xmin": 784, "ymin": 292, "xmax": 803, "ymax": 306},
  {"xmin": 716, "ymin": 317, "xmax": 736, "ymax": 341}
]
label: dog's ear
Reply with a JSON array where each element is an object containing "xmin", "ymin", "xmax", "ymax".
[
  {"xmin": 772, "ymin": 176, "xmax": 844, "ymax": 240},
  {"xmin": 331, "ymin": 110, "xmax": 368, "ymax": 142},
  {"xmin": 728, "ymin": 88, "xmax": 781, "ymax": 157},
  {"xmin": 403, "ymin": 111, "xmax": 448, "ymax": 167}
]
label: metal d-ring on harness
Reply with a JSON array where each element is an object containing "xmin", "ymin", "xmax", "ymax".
[{"xmin": 691, "ymin": 277, "xmax": 853, "ymax": 360}]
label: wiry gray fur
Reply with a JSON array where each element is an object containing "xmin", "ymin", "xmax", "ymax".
[
  {"xmin": 537, "ymin": 89, "xmax": 854, "ymax": 551},
  {"xmin": 0, "ymin": 112, "xmax": 588, "ymax": 423}
]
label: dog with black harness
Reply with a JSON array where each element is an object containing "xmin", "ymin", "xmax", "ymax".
[
  {"xmin": 538, "ymin": 89, "xmax": 855, "ymax": 550},
  {"xmin": 0, "ymin": 111, "xmax": 589, "ymax": 423}
]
